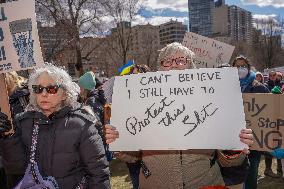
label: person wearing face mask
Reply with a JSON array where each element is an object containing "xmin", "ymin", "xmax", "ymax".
[
  {"xmin": 232, "ymin": 55, "xmax": 269, "ymax": 189},
  {"xmin": 233, "ymin": 56, "xmax": 269, "ymax": 93}
]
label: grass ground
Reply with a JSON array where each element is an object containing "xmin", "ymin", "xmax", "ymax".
[{"xmin": 110, "ymin": 158, "xmax": 284, "ymax": 189}]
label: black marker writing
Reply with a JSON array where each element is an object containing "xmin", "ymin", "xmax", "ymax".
[
  {"xmin": 182, "ymin": 103, "xmax": 218, "ymax": 136},
  {"xmin": 158, "ymin": 104, "xmax": 186, "ymax": 127},
  {"xmin": 125, "ymin": 97, "xmax": 175, "ymax": 135}
]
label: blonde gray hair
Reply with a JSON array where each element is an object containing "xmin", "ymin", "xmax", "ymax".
[
  {"xmin": 157, "ymin": 42, "xmax": 196, "ymax": 69},
  {"xmin": 26, "ymin": 63, "xmax": 80, "ymax": 112}
]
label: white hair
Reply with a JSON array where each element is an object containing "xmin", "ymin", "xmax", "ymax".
[
  {"xmin": 26, "ymin": 63, "xmax": 80, "ymax": 112},
  {"xmin": 157, "ymin": 42, "xmax": 196, "ymax": 69}
]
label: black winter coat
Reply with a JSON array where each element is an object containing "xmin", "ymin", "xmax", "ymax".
[
  {"xmin": 265, "ymin": 80, "xmax": 283, "ymax": 92},
  {"xmin": 243, "ymin": 81, "xmax": 270, "ymax": 93},
  {"xmin": 85, "ymin": 89, "xmax": 106, "ymax": 125},
  {"xmin": 0, "ymin": 105, "xmax": 110, "ymax": 189}
]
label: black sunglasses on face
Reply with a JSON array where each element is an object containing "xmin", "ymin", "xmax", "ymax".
[{"xmin": 32, "ymin": 84, "xmax": 62, "ymax": 94}]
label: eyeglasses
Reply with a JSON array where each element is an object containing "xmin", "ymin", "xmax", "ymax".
[
  {"xmin": 32, "ymin": 84, "xmax": 62, "ymax": 94},
  {"xmin": 161, "ymin": 57, "xmax": 188, "ymax": 67}
]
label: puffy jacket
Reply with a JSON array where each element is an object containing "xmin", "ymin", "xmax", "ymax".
[
  {"xmin": 243, "ymin": 80, "xmax": 270, "ymax": 93},
  {"xmin": 85, "ymin": 89, "xmax": 106, "ymax": 125},
  {"xmin": 0, "ymin": 104, "xmax": 110, "ymax": 189}
]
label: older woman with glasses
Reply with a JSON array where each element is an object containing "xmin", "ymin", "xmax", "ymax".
[
  {"xmin": 105, "ymin": 43, "xmax": 254, "ymax": 189},
  {"xmin": 0, "ymin": 64, "xmax": 110, "ymax": 189}
]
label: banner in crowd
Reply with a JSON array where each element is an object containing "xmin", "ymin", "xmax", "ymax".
[
  {"xmin": 110, "ymin": 68, "xmax": 247, "ymax": 151},
  {"xmin": 182, "ymin": 32, "xmax": 235, "ymax": 68},
  {"xmin": 243, "ymin": 94, "xmax": 284, "ymax": 152},
  {"xmin": 0, "ymin": 0, "xmax": 43, "ymax": 73}
]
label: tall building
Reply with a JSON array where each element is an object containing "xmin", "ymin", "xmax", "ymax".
[
  {"xmin": 158, "ymin": 20, "xmax": 187, "ymax": 46},
  {"xmin": 212, "ymin": 4, "xmax": 253, "ymax": 44},
  {"xmin": 131, "ymin": 24, "xmax": 160, "ymax": 70},
  {"xmin": 188, "ymin": 0, "xmax": 214, "ymax": 37},
  {"xmin": 38, "ymin": 21, "xmax": 72, "ymax": 62}
]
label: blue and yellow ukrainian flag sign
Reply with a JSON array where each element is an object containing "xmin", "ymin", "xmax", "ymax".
[{"xmin": 118, "ymin": 60, "xmax": 135, "ymax": 76}]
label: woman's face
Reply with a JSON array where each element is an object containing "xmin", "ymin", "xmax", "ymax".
[
  {"xmin": 159, "ymin": 52, "xmax": 190, "ymax": 71},
  {"xmin": 269, "ymin": 72, "xmax": 276, "ymax": 81},
  {"xmin": 34, "ymin": 72, "xmax": 66, "ymax": 116},
  {"xmin": 256, "ymin": 74, "xmax": 262, "ymax": 82},
  {"xmin": 276, "ymin": 74, "xmax": 282, "ymax": 81},
  {"xmin": 233, "ymin": 59, "xmax": 248, "ymax": 69}
]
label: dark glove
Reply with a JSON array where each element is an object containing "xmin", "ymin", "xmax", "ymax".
[{"xmin": 0, "ymin": 112, "xmax": 12, "ymax": 135}]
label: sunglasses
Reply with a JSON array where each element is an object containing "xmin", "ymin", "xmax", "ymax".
[{"xmin": 32, "ymin": 84, "xmax": 62, "ymax": 94}]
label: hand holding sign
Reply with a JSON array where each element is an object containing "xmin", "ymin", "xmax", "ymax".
[
  {"xmin": 109, "ymin": 68, "xmax": 247, "ymax": 151},
  {"xmin": 0, "ymin": 0, "xmax": 43, "ymax": 73}
]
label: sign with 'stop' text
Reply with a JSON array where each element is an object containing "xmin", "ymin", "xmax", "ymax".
[
  {"xmin": 182, "ymin": 32, "xmax": 235, "ymax": 68},
  {"xmin": 0, "ymin": 0, "xmax": 44, "ymax": 73},
  {"xmin": 243, "ymin": 94, "xmax": 284, "ymax": 152},
  {"xmin": 110, "ymin": 68, "xmax": 247, "ymax": 151}
]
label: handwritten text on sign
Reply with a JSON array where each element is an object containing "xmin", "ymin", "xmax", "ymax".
[
  {"xmin": 0, "ymin": 0, "xmax": 43, "ymax": 73},
  {"xmin": 110, "ymin": 68, "xmax": 246, "ymax": 151},
  {"xmin": 243, "ymin": 94, "xmax": 284, "ymax": 152},
  {"xmin": 182, "ymin": 32, "xmax": 235, "ymax": 68}
]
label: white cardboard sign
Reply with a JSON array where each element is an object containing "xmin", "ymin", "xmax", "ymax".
[
  {"xmin": 182, "ymin": 32, "xmax": 235, "ymax": 68},
  {"xmin": 110, "ymin": 68, "xmax": 247, "ymax": 151},
  {"xmin": 0, "ymin": 0, "xmax": 44, "ymax": 73}
]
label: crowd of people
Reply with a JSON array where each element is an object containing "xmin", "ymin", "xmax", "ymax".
[{"xmin": 0, "ymin": 42, "xmax": 283, "ymax": 189}]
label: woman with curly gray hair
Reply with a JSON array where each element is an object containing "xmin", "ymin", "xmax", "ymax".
[
  {"xmin": 105, "ymin": 42, "xmax": 253, "ymax": 189},
  {"xmin": 0, "ymin": 64, "xmax": 110, "ymax": 189}
]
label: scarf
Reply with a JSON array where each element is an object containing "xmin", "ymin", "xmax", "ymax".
[{"xmin": 239, "ymin": 71, "xmax": 256, "ymax": 92}]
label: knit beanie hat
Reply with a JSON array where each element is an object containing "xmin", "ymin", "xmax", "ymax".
[{"xmin": 78, "ymin": 71, "xmax": 96, "ymax": 91}]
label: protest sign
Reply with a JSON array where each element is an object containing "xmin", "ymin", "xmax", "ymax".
[
  {"xmin": 182, "ymin": 32, "xmax": 235, "ymax": 68},
  {"xmin": 243, "ymin": 94, "xmax": 284, "ymax": 152},
  {"xmin": 0, "ymin": 0, "xmax": 44, "ymax": 73},
  {"xmin": 0, "ymin": 74, "xmax": 10, "ymax": 119},
  {"xmin": 110, "ymin": 68, "xmax": 247, "ymax": 151},
  {"xmin": 102, "ymin": 77, "xmax": 115, "ymax": 104}
]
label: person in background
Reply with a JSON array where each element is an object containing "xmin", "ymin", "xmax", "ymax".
[
  {"xmin": 79, "ymin": 71, "xmax": 106, "ymax": 125},
  {"xmin": 0, "ymin": 64, "xmax": 110, "ymax": 188},
  {"xmin": 276, "ymin": 72, "xmax": 283, "ymax": 85},
  {"xmin": 232, "ymin": 55, "xmax": 269, "ymax": 189},
  {"xmin": 78, "ymin": 71, "xmax": 113, "ymax": 162},
  {"xmin": 106, "ymin": 43, "xmax": 254, "ymax": 189},
  {"xmin": 0, "ymin": 72, "xmax": 30, "ymax": 188},
  {"xmin": 217, "ymin": 63, "xmax": 250, "ymax": 189},
  {"xmin": 255, "ymin": 72, "xmax": 264, "ymax": 84},
  {"xmin": 265, "ymin": 71, "xmax": 283, "ymax": 91}
]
